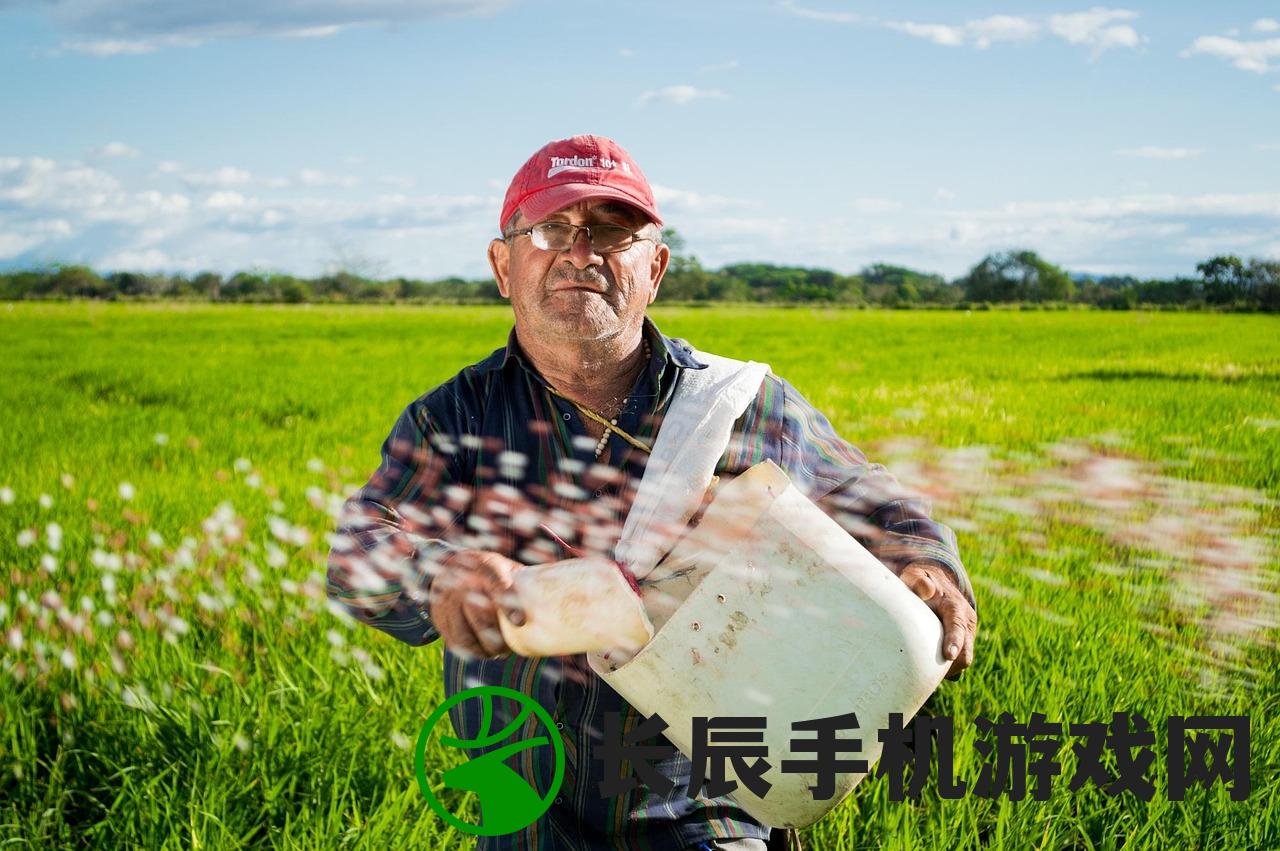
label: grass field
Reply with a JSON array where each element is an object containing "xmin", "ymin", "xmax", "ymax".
[{"xmin": 1, "ymin": 302, "xmax": 1278, "ymax": 849}]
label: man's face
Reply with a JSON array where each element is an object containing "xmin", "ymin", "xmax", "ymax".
[{"xmin": 487, "ymin": 199, "xmax": 670, "ymax": 344}]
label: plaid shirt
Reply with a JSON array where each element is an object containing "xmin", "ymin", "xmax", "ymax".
[{"xmin": 327, "ymin": 317, "xmax": 975, "ymax": 850}]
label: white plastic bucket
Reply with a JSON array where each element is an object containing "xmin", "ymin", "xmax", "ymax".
[{"xmin": 588, "ymin": 460, "xmax": 952, "ymax": 828}]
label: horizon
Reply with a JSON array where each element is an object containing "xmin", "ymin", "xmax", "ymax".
[{"xmin": 2, "ymin": 1, "xmax": 1279, "ymax": 281}]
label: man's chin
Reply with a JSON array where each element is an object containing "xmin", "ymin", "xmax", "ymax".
[{"xmin": 534, "ymin": 311, "xmax": 622, "ymax": 343}]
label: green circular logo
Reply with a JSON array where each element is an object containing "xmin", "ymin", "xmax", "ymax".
[{"xmin": 415, "ymin": 685, "xmax": 566, "ymax": 837}]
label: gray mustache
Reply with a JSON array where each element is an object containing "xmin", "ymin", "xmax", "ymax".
[{"xmin": 550, "ymin": 270, "xmax": 611, "ymax": 288}]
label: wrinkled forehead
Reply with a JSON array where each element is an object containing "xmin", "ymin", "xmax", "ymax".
[{"xmin": 535, "ymin": 199, "xmax": 652, "ymax": 226}]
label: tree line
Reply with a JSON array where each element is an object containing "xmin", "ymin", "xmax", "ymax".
[{"xmin": 2, "ymin": 230, "xmax": 1277, "ymax": 311}]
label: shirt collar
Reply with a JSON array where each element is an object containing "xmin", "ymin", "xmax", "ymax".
[{"xmin": 483, "ymin": 315, "xmax": 709, "ymax": 375}]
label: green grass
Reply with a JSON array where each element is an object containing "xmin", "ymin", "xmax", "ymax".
[{"xmin": 1, "ymin": 302, "xmax": 1277, "ymax": 850}]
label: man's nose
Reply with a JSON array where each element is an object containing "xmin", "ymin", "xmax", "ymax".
[{"xmin": 564, "ymin": 227, "xmax": 603, "ymax": 268}]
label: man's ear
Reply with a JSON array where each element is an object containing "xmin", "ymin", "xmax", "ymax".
[
  {"xmin": 646, "ymin": 241, "xmax": 670, "ymax": 305},
  {"xmin": 488, "ymin": 238, "xmax": 512, "ymax": 299}
]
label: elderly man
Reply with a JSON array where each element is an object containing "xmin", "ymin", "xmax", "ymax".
[{"xmin": 327, "ymin": 135, "xmax": 977, "ymax": 851}]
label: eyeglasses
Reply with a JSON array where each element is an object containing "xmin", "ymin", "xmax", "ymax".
[{"xmin": 504, "ymin": 221, "xmax": 656, "ymax": 254}]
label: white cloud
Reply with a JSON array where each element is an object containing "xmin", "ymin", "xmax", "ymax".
[
  {"xmin": 888, "ymin": 21, "xmax": 966, "ymax": 47},
  {"xmin": 700, "ymin": 59, "xmax": 740, "ymax": 73},
  {"xmin": 849, "ymin": 197, "xmax": 903, "ymax": 214},
  {"xmin": 1048, "ymin": 8, "xmax": 1142, "ymax": 54},
  {"xmin": 651, "ymin": 184, "xmax": 759, "ymax": 214},
  {"xmin": 618, "ymin": 47, "xmax": 634, "ymax": 58},
  {"xmin": 886, "ymin": 9, "xmax": 1139, "ymax": 54},
  {"xmin": 677, "ymin": 187, "xmax": 1280, "ymax": 280},
  {"xmin": 1115, "ymin": 146, "xmax": 1204, "ymax": 160},
  {"xmin": 97, "ymin": 248, "xmax": 176, "ymax": 270},
  {"xmin": 967, "ymin": 15, "xmax": 1040, "ymax": 49},
  {"xmin": 635, "ymin": 85, "xmax": 728, "ymax": 107},
  {"xmin": 33, "ymin": 0, "xmax": 512, "ymax": 54},
  {"xmin": 0, "ymin": 156, "xmax": 122, "ymax": 208},
  {"xmin": 1181, "ymin": 35, "xmax": 1280, "ymax": 74},
  {"xmin": 62, "ymin": 35, "xmax": 203, "ymax": 56},
  {"xmin": 90, "ymin": 142, "xmax": 140, "ymax": 159},
  {"xmin": 204, "ymin": 191, "xmax": 246, "ymax": 209},
  {"xmin": 970, "ymin": 192, "xmax": 1280, "ymax": 220},
  {"xmin": 935, "ymin": 188, "xmax": 956, "ymax": 202},
  {"xmin": 176, "ymin": 166, "xmax": 253, "ymax": 188},
  {"xmin": 777, "ymin": 1, "xmax": 860, "ymax": 25},
  {"xmin": 1254, "ymin": 19, "xmax": 1280, "ymax": 34},
  {"xmin": 279, "ymin": 25, "xmax": 346, "ymax": 39},
  {"xmin": 298, "ymin": 169, "xmax": 361, "ymax": 189},
  {"xmin": 0, "ymin": 153, "xmax": 496, "ymax": 274}
]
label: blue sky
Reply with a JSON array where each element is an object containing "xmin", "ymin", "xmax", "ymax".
[{"xmin": 2, "ymin": 1, "xmax": 1278, "ymax": 280}]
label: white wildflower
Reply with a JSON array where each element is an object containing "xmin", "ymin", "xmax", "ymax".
[
  {"xmin": 91, "ymin": 549, "xmax": 122, "ymax": 571},
  {"xmin": 306, "ymin": 457, "xmax": 325, "ymax": 473},
  {"xmin": 38, "ymin": 493, "xmax": 53, "ymax": 509},
  {"xmin": 45, "ymin": 522, "xmax": 62, "ymax": 551},
  {"xmin": 118, "ymin": 482, "xmax": 135, "ymax": 501},
  {"xmin": 16, "ymin": 529, "xmax": 35, "ymax": 548},
  {"xmin": 60, "ymin": 473, "xmax": 74, "ymax": 489},
  {"xmin": 266, "ymin": 544, "xmax": 287, "ymax": 569},
  {"xmin": 0, "ymin": 486, "xmax": 13, "ymax": 504},
  {"xmin": 154, "ymin": 432, "xmax": 169, "ymax": 445},
  {"xmin": 234, "ymin": 457, "xmax": 252, "ymax": 473},
  {"xmin": 196, "ymin": 592, "xmax": 222, "ymax": 613},
  {"xmin": 232, "ymin": 732, "xmax": 250, "ymax": 752},
  {"xmin": 59, "ymin": 647, "xmax": 77, "ymax": 670},
  {"xmin": 40, "ymin": 554, "xmax": 58, "ymax": 573},
  {"xmin": 244, "ymin": 473, "xmax": 262, "ymax": 489}
]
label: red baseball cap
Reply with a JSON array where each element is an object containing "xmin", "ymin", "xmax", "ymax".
[{"xmin": 499, "ymin": 135, "xmax": 663, "ymax": 232}]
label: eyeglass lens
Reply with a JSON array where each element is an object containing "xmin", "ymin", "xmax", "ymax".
[{"xmin": 532, "ymin": 223, "xmax": 634, "ymax": 252}]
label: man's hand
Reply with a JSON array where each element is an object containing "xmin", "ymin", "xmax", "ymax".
[
  {"xmin": 428, "ymin": 549, "xmax": 527, "ymax": 659},
  {"xmin": 898, "ymin": 562, "xmax": 977, "ymax": 680}
]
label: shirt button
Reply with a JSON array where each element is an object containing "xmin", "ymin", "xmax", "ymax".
[
  {"xmin": 593, "ymin": 489, "xmax": 604, "ymax": 498},
  {"xmin": 554, "ymin": 797, "xmax": 563, "ymax": 805},
  {"xmin": 556, "ymin": 722, "xmax": 564, "ymax": 730}
]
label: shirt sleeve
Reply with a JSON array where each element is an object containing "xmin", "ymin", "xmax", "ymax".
[
  {"xmin": 325, "ymin": 396, "xmax": 468, "ymax": 646},
  {"xmin": 774, "ymin": 375, "xmax": 977, "ymax": 612}
]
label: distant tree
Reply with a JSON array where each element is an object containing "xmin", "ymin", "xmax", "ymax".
[
  {"xmin": 658, "ymin": 227, "xmax": 713, "ymax": 300},
  {"xmin": 191, "ymin": 271, "xmax": 223, "ymax": 299},
  {"xmin": 280, "ymin": 278, "xmax": 311, "ymax": 303},
  {"xmin": 223, "ymin": 271, "xmax": 269, "ymax": 301},
  {"xmin": 961, "ymin": 250, "xmax": 1073, "ymax": 302},
  {"xmin": 1247, "ymin": 258, "xmax": 1280, "ymax": 312},
  {"xmin": 50, "ymin": 265, "xmax": 109, "ymax": 298},
  {"xmin": 862, "ymin": 263, "xmax": 940, "ymax": 306},
  {"xmin": 1196, "ymin": 255, "xmax": 1249, "ymax": 305}
]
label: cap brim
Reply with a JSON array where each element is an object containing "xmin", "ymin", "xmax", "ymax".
[{"xmin": 513, "ymin": 183, "xmax": 663, "ymax": 229}]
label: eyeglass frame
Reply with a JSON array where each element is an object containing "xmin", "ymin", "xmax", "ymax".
[{"xmin": 502, "ymin": 221, "xmax": 659, "ymax": 255}]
